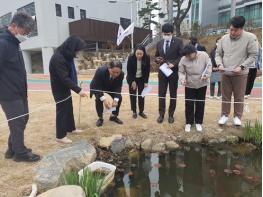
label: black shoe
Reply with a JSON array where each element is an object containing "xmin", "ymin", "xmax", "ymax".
[
  {"xmin": 5, "ymin": 148, "xmax": 32, "ymax": 159},
  {"xmin": 157, "ymin": 116, "xmax": 164, "ymax": 124},
  {"xmin": 132, "ymin": 112, "xmax": 137, "ymax": 119},
  {"xmin": 168, "ymin": 116, "xmax": 174, "ymax": 124},
  {"xmin": 109, "ymin": 116, "xmax": 123, "ymax": 125},
  {"xmin": 96, "ymin": 118, "xmax": 104, "ymax": 127},
  {"xmin": 13, "ymin": 152, "xmax": 40, "ymax": 162},
  {"xmin": 139, "ymin": 112, "xmax": 147, "ymax": 119}
]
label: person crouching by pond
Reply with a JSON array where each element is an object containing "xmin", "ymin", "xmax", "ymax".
[
  {"xmin": 179, "ymin": 44, "xmax": 212, "ymax": 132},
  {"xmin": 49, "ymin": 36, "xmax": 88, "ymax": 144},
  {"xmin": 127, "ymin": 45, "xmax": 150, "ymax": 119},
  {"xmin": 90, "ymin": 60, "xmax": 124, "ymax": 127}
]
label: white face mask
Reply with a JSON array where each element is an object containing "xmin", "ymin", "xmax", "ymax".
[
  {"xmin": 163, "ymin": 35, "xmax": 172, "ymax": 41},
  {"xmin": 15, "ymin": 34, "xmax": 28, "ymax": 42}
]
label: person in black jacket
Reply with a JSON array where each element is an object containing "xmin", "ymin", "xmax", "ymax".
[
  {"xmin": 209, "ymin": 38, "xmax": 221, "ymax": 98},
  {"xmin": 189, "ymin": 37, "xmax": 207, "ymax": 52},
  {"xmin": 90, "ymin": 61, "xmax": 124, "ymax": 127},
  {"xmin": 49, "ymin": 36, "xmax": 88, "ymax": 144},
  {"xmin": 0, "ymin": 12, "xmax": 40, "ymax": 162},
  {"xmin": 127, "ymin": 45, "xmax": 150, "ymax": 119},
  {"xmin": 155, "ymin": 23, "xmax": 183, "ymax": 124}
]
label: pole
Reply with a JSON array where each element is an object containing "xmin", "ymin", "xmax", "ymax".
[
  {"xmin": 78, "ymin": 81, "xmax": 83, "ymax": 128},
  {"xmin": 230, "ymin": 0, "xmax": 236, "ymax": 17},
  {"xmin": 131, "ymin": 0, "xmax": 134, "ymax": 53},
  {"xmin": 168, "ymin": 0, "xmax": 174, "ymax": 24}
]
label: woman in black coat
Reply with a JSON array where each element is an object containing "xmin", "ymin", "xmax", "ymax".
[
  {"xmin": 49, "ymin": 36, "xmax": 87, "ymax": 144},
  {"xmin": 127, "ymin": 45, "xmax": 150, "ymax": 119}
]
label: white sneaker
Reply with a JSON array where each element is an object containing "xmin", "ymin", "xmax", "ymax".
[
  {"xmin": 216, "ymin": 96, "xmax": 221, "ymax": 100},
  {"xmin": 56, "ymin": 137, "xmax": 72, "ymax": 144},
  {"xmin": 208, "ymin": 96, "xmax": 214, "ymax": 99},
  {"xmin": 196, "ymin": 124, "xmax": 203, "ymax": 132},
  {"xmin": 185, "ymin": 124, "xmax": 191, "ymax": 132},
  {"xmin": 218, "ymin": 115, "xmax": 228, "ymax": 125},
  {"xmin": 72, "ymin": 129, "xmax": 84, "ymax": 134},
  {"xmin": 233, "ymin": 117, "xmax": 242, "ymax": 126},
  {"xmin": 244, "ymin": 95, "xmax": 250, "ymax": 99}
]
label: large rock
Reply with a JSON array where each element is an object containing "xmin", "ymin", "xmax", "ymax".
[
  {"xmin": 179, "ymin": 134, "xmax": 203, "ymax": 144},
  {"xmin": 111, "ymin": 138, "xmax": 125, "ymax": 153},
  {"xmin": 141, "ymin": 139, "xmax": 153, "ymax": 151},
  {"xmin": 125, "ymin": 139, "xmax": 134, "ymax": 149},
  {"xmin": 99, "ymin": 134, "xmax": 123, "ymax": 149},
  {"xmin": 34, "ymin": 141, "xmax": 96, "ymax": 192},
  {"xmin": 165, "ymin": 141, "xmax": 180, "ymax": 150},
  {"xmin": 152, "ymin": 143, "xmax": 166, "ymax": 152},
  {"xmin": 226, "ymin": 135, "xmax": 239, "ymax": 144},
  {"xmin": 37, "ymin": 186, "xmax": 85, "ymax": 197}
]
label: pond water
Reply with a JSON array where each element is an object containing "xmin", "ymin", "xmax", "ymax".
[{"xmin": 104, "ymin": 144, "xmax": 261, "ymax": 197}]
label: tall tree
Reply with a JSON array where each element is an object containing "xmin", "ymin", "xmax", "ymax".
[
  {"xmin": 173, "ymin": 0, "xmax": 192, "ymax": 36},
  {"xmin": 138, "ymin": 0, "xmax": 163, "ymax": 30}
]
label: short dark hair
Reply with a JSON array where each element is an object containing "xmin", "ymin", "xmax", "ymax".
[
  {"xmin": 182, "ymin": 44, "xmax": 197, "ymax": 56},
  {"xmin": 162, "ymin": 23, "xmax": 174, "ymax": 33},
  {"xmin": 109, "ymin": 60, "xmax": 122, "ymax": 70},
  {"xmin": 230, "ymin": 16, "xmax": 246, "ymax": 28},
  {"xmin": 190, "ymin": 37, "xmax": 198, "ymax": 45},
  {"xmin": 10, "ymin": 12, "xmax": 35, "ymax": 31}
]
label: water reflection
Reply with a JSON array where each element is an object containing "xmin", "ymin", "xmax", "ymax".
[{"xmin": 106, "ymin": 145, "xmax": 261, "ymax": 197}]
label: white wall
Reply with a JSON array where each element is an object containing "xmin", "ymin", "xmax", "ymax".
[{"xmin": 0, "ymin": 0, "xmax": 138, "ymax": 74}]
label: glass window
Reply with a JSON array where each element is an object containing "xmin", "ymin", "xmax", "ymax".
[
  {"xmin": 68, "ymin": 6, "xmax": 75, "ymax": 19},
  {"xmin": 218, "ymin": 11, "xmax": 230, "ymax": 27},
  {"xmin": 55, "ymin": 4, "xmax": 62, "ymax": 17},
  {"xmin": 17, "ymin": 2, "xmax": 36, "ymax": 16},
  {"xmin": 80, "ymin": 9, "xmax": 86, "ymax": 19},
  {"xmin": 0, "ymin": 12, "xmax": 12, "ymax": 28}
]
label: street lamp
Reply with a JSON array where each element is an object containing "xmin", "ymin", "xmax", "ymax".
[{"xmin": 108, "ymin": 0, "xmax": 137, "ymax": 52}]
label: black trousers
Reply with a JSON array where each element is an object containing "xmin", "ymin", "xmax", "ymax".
[
  {"xmin": 210, "ymin": 82, "xmax": 221, "ymax": 97},
  {"xmin": 185, "ymin": 86, "xmax": 207, "ymax": 124},
  {"xmin": 95, "ymin": 94, "xmax": 122, "ymax": 118},
  {"xmin": 56, "ymin": 97, "xmax": 76, "ymax": 139},
  {"xmin": 129, "ymin": 78, "xmax": 145, "ymax": 113},
  {"xmin": 245, "ymin": 68, "xmax": 257, "ymax": 95},
  {"xmin": 0, "ymin": 99, "xmax": 29, "ymax": 156},
  {"xmin": 158, "ymin": 71, "xmax": 178, "ymax": 117}
]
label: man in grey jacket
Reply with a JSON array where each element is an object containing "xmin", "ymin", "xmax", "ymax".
[{"xmin": 216, "ymin": 16, "xmax": 258, "ymax": 126}]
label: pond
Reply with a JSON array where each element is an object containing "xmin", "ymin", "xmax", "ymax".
[{"xmin": 104, "ymin": 144, "xmax": 261, "ymax": 197}]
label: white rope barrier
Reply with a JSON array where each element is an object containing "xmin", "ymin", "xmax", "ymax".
[{"xmin": 0, "ymin": 86, "xmax": 261, "ymax": 127}]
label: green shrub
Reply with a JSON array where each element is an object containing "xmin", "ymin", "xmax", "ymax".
[
  {"xmin": 61, "ymin": 169, "xmax": 104, "ymax": 197},
  {"xmin": 244, "ymin": 120, "xmax": 262, "ymax": 146}
]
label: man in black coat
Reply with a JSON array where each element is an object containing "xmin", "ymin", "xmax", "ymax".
[
  {"xmin": 155, "ymin": 23, "xmax": 183, "ymax": 124},
  {"xmin": 90, "ymin": 61, "xmax": 124, "ymax": 127},
  {"xmin": 0, "ymin": 13, "xmax": 40, "ymax": 162}
]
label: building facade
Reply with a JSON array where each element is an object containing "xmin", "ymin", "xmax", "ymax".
[
  {"xmin": 158, "ymin": 0, "xmax": 261, "ymax": 33},
  {"xmin": 218, "ymin": 0, "xmax": 262, "ymax": 27},
  {"xmin": 0, "ymin": 0, "xmax": 143, "ymax": 74}
]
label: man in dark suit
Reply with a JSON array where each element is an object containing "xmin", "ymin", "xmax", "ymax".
[
  {"xmin": 189, "ymin": 37, "xmax": 207, "ymax": 52},
  {"xmin": 155, "ymin": 23, "xmax": 183, "ymax": 124},
  {"xmin": 90, "ymin": 60, "xmax": 124, "ymax": 127}
]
